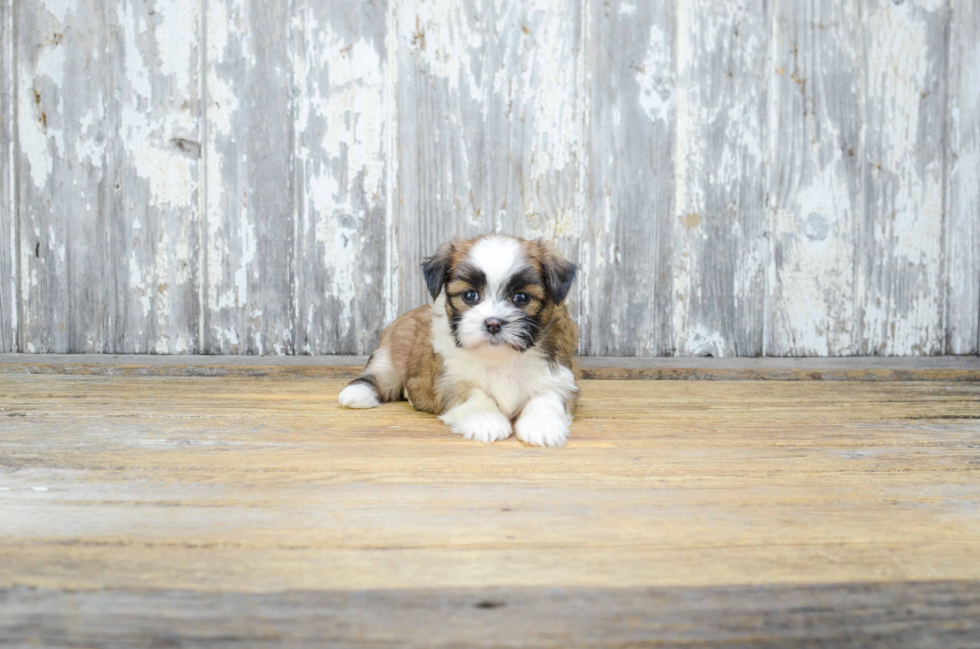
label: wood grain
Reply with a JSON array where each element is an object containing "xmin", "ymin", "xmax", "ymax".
[
  {"xmin": 393, "ymin": 0, "xmax": 492, "ymax": 314},
  {"xmin": 945, "ymin": 0, "xmax": 980, "ymax": 355},
  {"xmin": 860, "ymin": 0, "xmax": 948, "ymax": 355},
  {"xmin": 4, "ymin": 581, "xmax": 980, "ymax": 648},
  {"xmin": 103, "ymin": 0, "xmax": 203, "ymax": 354},
  {"xmin": 0, "ymin": 0, "xmax": 13, "ymax": 352},
  {"xmin": 3, "ymin": 353, "xmax": 980, "ymax": 381},
  {"xmin": 488, "ymin": 0, "xmax": 585, "ymax": 292},
  {"xmin": 204, "ymin": 0, "xmax": 294, "ymax": 354},
  {"xmin": 17, "ymin": 0, "xmax": 107, "ymax": 353},
  {"xmin": 584, "ymin": 0, "xmax": 673, "ymax": 356},
  {"xmin": 1, "ymin": 374, "xmax": 979, "ymax": 644},
  {"xmin": 292, "ymin": 0, "xmax": 389, "ymax": 355},
  {"xmin": 2, "ymin": 0, "xmax": 977, "ymax": 357},
  {"xmin": 768, "ymin": 0, "xmax": 863, "ymax": 356},
  {"xmin": 673, "ymin": 0, "xmax": 769, "ymax": 357}
]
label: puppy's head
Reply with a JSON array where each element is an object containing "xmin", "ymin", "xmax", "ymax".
[{"xmin": 422, "ymin": 235, "xmax": 577, "ymax": 353}]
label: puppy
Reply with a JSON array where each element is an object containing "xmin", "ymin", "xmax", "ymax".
[{"xmin": 338, "ymin": 235, "xmax": 579, "ymax": 447}]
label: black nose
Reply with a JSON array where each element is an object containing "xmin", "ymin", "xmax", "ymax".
[{"xmin": 484, "ymin": 318, "xmax": 503, "ymax": 334}]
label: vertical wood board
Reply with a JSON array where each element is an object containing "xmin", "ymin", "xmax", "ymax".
[
  {"xmin": 0, "ymin": 0, "xmax": 14, "ymax": 351},
  {"xmin": 768, "ymin": 0, "xmax": 864, "ymax": 356},
  {"xmin": 205, "ymin": 0, "xmax": 294, "ymax": 354},
  {"xmin": 0, "ymin": 0, "xmax": 974, "ymax": 357},
  {"xmin": 673, "ymin": 0, "xmax": 770, "ymax": 357},
  {"xmin": 393, "ymin": 0, "xmax": 493, "ymax": 313},
  {"xmin": 945, "ymin": 0, "xmax": 980, "ymax": 354},
  {"xmin": 17, "ymin": 0, "xmax": 107, "ymax": 353},
  {"xmin": 584, "ymin": 0, "xmax": 674, "ymax": 356},
  {"xmin": 486, "ymin": 0, "xmax": 586, "ymax": 329},
  {"xmin": 859, "ymin": 0, "xmax": 948, "ymax": 355},
  {"xmin": 292, "ymin": 0, "xmax": 389, "ymax": 355},
  {"xmin": 103, "ymin": 0, "xmax": 203, "ymax": 354}
]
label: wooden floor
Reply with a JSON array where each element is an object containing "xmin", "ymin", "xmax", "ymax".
[{"xmin": 2, "ymin": 367, "xmax": 980, "ymax": 647}]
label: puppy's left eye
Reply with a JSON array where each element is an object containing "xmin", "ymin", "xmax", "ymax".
[
  {"xmin": 462, "ymin": 290, "xmax": 480, "ymax": 304},
  {"xmin": 513, "ymin": 292, "xmax": 530, "ymax": 306}
]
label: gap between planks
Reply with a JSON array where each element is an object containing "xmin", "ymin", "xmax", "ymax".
[{"xmin": 0, "ymin": 354, "xmax": 978, "ymax": 381}]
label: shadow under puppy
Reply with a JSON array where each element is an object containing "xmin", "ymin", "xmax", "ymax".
[{"xmin": 339, "ymin": 235, "xmax": 579, "ymax": 447}]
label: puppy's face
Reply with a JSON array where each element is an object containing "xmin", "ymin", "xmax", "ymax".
[{"xmin": 422, "ymin": 235, "xmax": 577, "ymax": 353}]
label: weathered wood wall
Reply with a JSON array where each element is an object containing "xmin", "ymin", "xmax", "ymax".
[{"xmin": 0, "ymin": 0, "xmax": 977, "ymax": 356}]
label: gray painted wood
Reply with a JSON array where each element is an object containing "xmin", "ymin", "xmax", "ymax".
[
  {"xmin": 584, "ymin": 0, "xmax": 674, "ymax": 356},
  {"xmin": 768, "ymin": 0, "xmax": 863, "ymax": 356},
  {"xmin": 204, "ymin": 0, "xmax": 294, "ymax": 354},
  {"xmin": 103, "ymin": 0, "xmax": 203, "ymax": 354},
  {"xmin": 17, "ymin": 0, "xmax": 108, "ymax": 353},
  {"xmin": 0, "ymin": 0, "xmax": 13, "ymax": 352},
  {"xmin": 860, "ymin": 0, "xmax": 948, "ymax": 356},
  {"xmin": 487, "ymin": 0, "xmax": 585, "ymax": 327},
  {"xmin": 392, "ymin": 0, "xmax": 586, "ymax": 317},
  {"xmin": 392, "ymin": 0, "xmax": 493, "ymax": 314},
  {"xmin": 672, "ymin": 0, "xmax": 769, "ymax": 357},
  {"xmin": 292, "ymin": 0, "xmax": 389, "ymax": 355},
  {"xmin": 3, "ymin": 0, "xmax": 977, "ymax": 357},
  {"xmin": 945, "ymin": 0, "xmax": 980, "ymax": 355},
  {"xmin": 4, "ymin": 581, "xmax": 979, "ymax": 648}
]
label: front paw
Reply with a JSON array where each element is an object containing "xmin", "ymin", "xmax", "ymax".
[
  {"xmin": 514, "ymin": 411, "xmax": 569, "ymax": 448},
  {"xmin": 338, "ymin": 383, "xmax": 380, "ymax": 409},
  {"xmin": 450, "ymin": 411, "xmax": 513, "ymax": 444}
]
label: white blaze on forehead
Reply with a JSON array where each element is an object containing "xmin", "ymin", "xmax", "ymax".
[{"xmin": 467, "ymin": 236, "xmax": 524, "ymax": 293}]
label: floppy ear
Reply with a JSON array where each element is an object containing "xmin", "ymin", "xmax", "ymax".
[
  {"xmin": 421, "ymin": 239, "xmax": 458, "ymax": 300},
  {"xmin": 538, "ymin": 240, "xmax": 577, "ymax": 305}
]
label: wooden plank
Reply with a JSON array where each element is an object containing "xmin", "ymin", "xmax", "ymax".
[
  {"xmin": 945, "ymin": 0, "xmax": 980, "ymax": 354},
  {"xmin": 0, "ymin": 0, "xmax": 14, "ymax": 351},
  {"xmin": 2, "ymin": 353, "xmax": 980, "ymax": 380},
  {"xmin": 16, "ymin": 0, "xmax": 107, "ymax": 352},
  {"xmin": 673, "ymin": 0, "xmax": 769, "ymax": 357},
  {"xmin": 487, "ymin": 0, "xmax": 586, "ymax": 336},
  {"xmin": 392, "ymin": 0, "xmax": 492, "ymax": 313},
  {"xmin": 204, "ymin": 0, "xmax": 294, "ymax": 354},
  {"xmin": 859, "ymin": 0, "xmax": 948, "ymax": 355},
  {"xmin": 0, "ymin": 353, "xmax": 367, "ymax": 378},
  {"xmin": 393, "ymin": 0, "xmax": 587, "ymax": 327},
  {"xmin": 768, "ymin": 0, "xmax": 863, "ymax": 356},
  {"xmin": 4, "ymin": 581, "xmax": 979, "ymax": 648},
  {"xmin": 583, "ymin": 0, "xmax": 673, "ymax": 356},
  {"xmin": 292, "ymin": 0, "xmax": 388, "ymax": 355},
  {"xmin": 0, "ymin": 375, "xmax": 979, "ymax": 632},
  {"xmin": 102, "ymin": 0, "xmax": 202, "ymax": 353}
]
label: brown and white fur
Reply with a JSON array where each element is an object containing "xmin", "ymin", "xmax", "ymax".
[{"xmin": 338, "ymin": 235, "xmax": 579, "ymax": 447}]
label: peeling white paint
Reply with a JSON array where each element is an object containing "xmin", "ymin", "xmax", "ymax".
[
  {"xmin": 295, "ymin": 7, "xmax": 387, "ymax": 343},
  {"xmin": 636, "ymin": 23, "xmax": 672, "ymax": 125},
  {"xmin": 863, "ymin": 2, "xmax": 945, "ymax": 355},
  {"xmin": 671, "ymin": 0, "xmax": 694, "ymax": 353},
  {"xmin": 74, "ymin": 107, "xmax": 105, "ymax": 167},
  {"xmin": 683, "ymin": 324, "xmax": 727, "ymax": 357},
  {"xmin": 671, "ymin": 0, "xmax": 767, "ymax": 356},
  {"xmin": 9, "ymin": 0, "xmax": 973, "ymax": 357},
  {"xmin": 402, "ymin": 0, "xmax": 484, "ymax": 101},
  {"xmin": 945, "ymin": 9, "xmax": 980, "ymax": 353},
  {"xmin": 383, "ymin": 0, "xmax": 400, "ymax": 325},
  {"xmin": 18, "ymin": 81, "xmax": 50, "ymax": 190},
  {"xmin": 117, "ymin": 1, "xmax": 198, "ymax": 210},
  {"xmin": 40, "ymin": 0, "xmax": 76, "ymax": 24},
  {"xmin": 206, "ymin": 0, "xmax": 251, "ymax": 350},
  {"xmin": 520, "ymin": 0, "xmax": 582, "ymax": 238},
  {"xmin": 154, "ymin": 0, "xmax": 198, "ymax": 94},
  {"xmin": 205, "ymin": 0, "xmax": 242, "ymax": 137}
]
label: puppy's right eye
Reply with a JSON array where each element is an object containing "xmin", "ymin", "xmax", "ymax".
[{"xmin": 462, "ymin": 290, "xmax": 479, "ymax": 304}]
